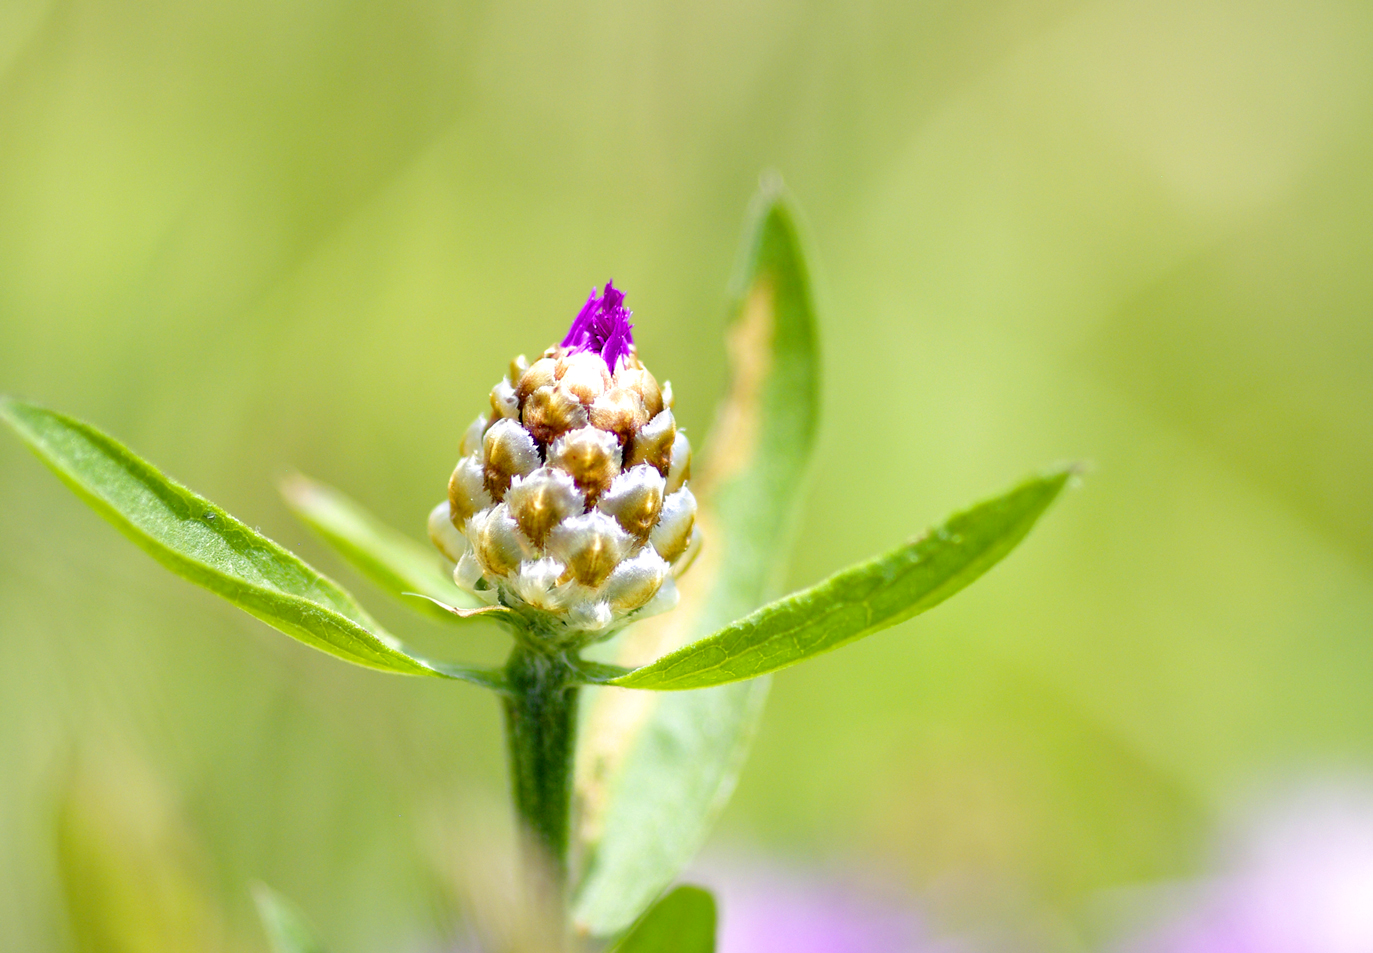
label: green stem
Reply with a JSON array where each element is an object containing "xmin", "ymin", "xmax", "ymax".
[{"xmin": 503, "ymin": 642, "xmax": 580, "ymax": 899}]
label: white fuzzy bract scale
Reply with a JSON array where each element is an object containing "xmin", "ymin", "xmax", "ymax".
[{"xmin": 428, "ymin": 285, "xmax": 699, "ymax": 643}]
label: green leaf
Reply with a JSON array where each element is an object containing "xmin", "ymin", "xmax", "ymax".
[
  {"xmin": 280, "ymin": 472, "xmax": 482, "ymax": 619},
  {"xmin": 609, "ymin": 886, "xmax": 717, "ymax": 953},
  {"xmin": 704, "ymin": 181, "xmax": 823, "ymax": 625},
  {"xmin": 567, "ymin": 658, "xmax": 635, "ymax": 685},
  {"xmin": 573, "ymin": 184, "xmax": 820, "ymax": 935},
  {"xmin": 0, "ymin": 397, "xmax": 503, "ymax": 689},
  {"xmin": 614, "ymin": 466, "xmax": 1076, "ymax": 690},
  {"xmin": 253, "ymin": 885, "xmax": 328, "ymax": 953}
]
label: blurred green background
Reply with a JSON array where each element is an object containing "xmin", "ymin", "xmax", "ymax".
[{"xmin": 2, "ymin": 0, "xmax": 1372, "ymax": 949}]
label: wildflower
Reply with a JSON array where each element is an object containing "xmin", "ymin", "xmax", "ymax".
[
  {"xmin": 697, "ymin": 858, "xmax": 945, "ymax": 953},
  {"xmin": 1120, "ymin": 782, "xmax": 1373, "ymax": 953},
  {"xmin": 429, "ymin": 282, "xmax": 698, "ymax": 643}
]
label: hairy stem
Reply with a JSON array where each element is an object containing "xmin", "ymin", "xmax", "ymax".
[{"xmin": 503, "ymin": 643, "xmax": 580, "ymax": 908}]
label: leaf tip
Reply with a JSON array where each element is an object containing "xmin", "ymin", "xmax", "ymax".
[
  {"xmin": 758, "ymin": 168, "xmax": 785, "ymax": 199},
  {"xmin": 1042, "ymin": 459, "xmax": 1091, "ymax": 493},
  {"xmin": 402, "ymin": 591, "xmax": 516, "ymax": 622},
  {"xmin": 278, "ymin": 471, "xmax": 320, "ymax": 510},
  {"xmin": 253, "ymin": 882, "xmax": 326, "ymax": 953},
  {"xmin": 249, "ymin": 879, "xmax": 278, "ymax": 912},
  {"xmin": 730, "ymin": 175, "xmax": 807, "ymax": 299},
  {"xmin": 750, "ymin": 178, "xmax": 800, "ymax": 237},
  {"xmin": 0, "ymin": 393, "xmax": 29, "ymax": 429}
]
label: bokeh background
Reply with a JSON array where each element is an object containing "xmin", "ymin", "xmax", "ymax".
[{"xmin": 2, "ymin": 0, "xmax": 1372, "ymax": 949}]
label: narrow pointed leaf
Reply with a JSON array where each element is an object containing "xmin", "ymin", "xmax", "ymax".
[
  {"xmin": 573, "ymin": 186, "xmax": 820, "ymax": 934},
  {"xmin": 254, "ymin": 885, "xmax": 328, "ymax": 953},
  {"xmin": 614, "ymin": 467, "xmax": 1074, "ymax": 690},
  {"xmin": 0, "ymin": 397, "xmax": 503, "ymax": 689},
  {"xmin": 280, "ymin": 472, "xmax": 482, "ymax": 618},
  {"xmin": 609, "ymin": 886, "xmax": 717, "ymax": 953}
]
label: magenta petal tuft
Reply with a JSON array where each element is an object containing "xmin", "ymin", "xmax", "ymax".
[{"xmin": 562, "ymin": 281, "xmax": 635, "ymax": 370}]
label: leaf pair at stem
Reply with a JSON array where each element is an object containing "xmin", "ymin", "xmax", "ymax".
[
  {"xmin": 2, "ymin": 186, "xmax": 1077, "ymax": 951},
  {"xmin": 0, "ymin": 395, "xmax": 1071, "ymax": 693},
  {"xmin": 0, "ymin": 390, "xmax": 1071, "ymax": 696}
]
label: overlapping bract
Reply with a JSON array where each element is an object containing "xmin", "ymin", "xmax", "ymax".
[{"xmin": 431, "ymin": 287, "xmax": 699, "ymax": 642}]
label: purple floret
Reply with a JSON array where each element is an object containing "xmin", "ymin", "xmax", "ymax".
[{"xmin": 562, "ymin": 281, "xmax": 635, "ymax": 370}]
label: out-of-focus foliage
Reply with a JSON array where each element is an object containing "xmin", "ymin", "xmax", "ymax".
[
  {"xmin": 609, "ymin": 886, "xmax": 717, "ymax": 953},
  {"xmin": 254, "ymin": 885, "xmax": 328, "ymax": 953},
  {"xmin": 55, "ymin": 747, "xmax": 233, "ymax": 953},
  {"xmin": 1, "ymin": 0, "xmax": 1371, "ymax": 949}
]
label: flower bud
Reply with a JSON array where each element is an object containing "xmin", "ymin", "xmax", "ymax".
[
  {"xmin": 547, "ymin": 426, "xmax": 620, "ymax": 501},
  {"xmin": 626, "ymin": 409, "xmax": 675, "ymax": 474},
  {"xmin": 510, "ymin": 557, "xmax": 573, "ymax": 613},
  {"xmin": 651, "ymin": 486, "xmax": 696, "ymax": 563},
  {"xmin": 515, "ymin": 357, "xmax": 558, "ymax": 401},
  {"xmin": 615, "ymin": 366, "xmax": 664, "ymax": 419},
  {"xmin": 448, "ymin": 456, "xmax": 491, "ymax": 526},
  {"xmin": 483, "ymin": 418, "xmax": 540, "ymax": 500},
  {"xmin": 589, "ymin": 387, "xmax": 648, "ymax": 443},
  {"xmin": 490, "ymin": 377, "xmax": 520, "ymax": 421},
  {"xmin": 597, "ymin": 464, "xmax": 665, "ymax": 543},
  {"xmin": 523, "ymin": 383, "xmax": 589, "ymax": 445},
  {"xmin": 556, "ymin": 350, "xmax": 613, "ymax": 403},
  {"xmin": 547, "ymin": 510, "xmax": 630, "ymax": 588},
  {"xmin": 460, "ymin": 415, "xmax": 487, "ymax": 459},
  {"xmin": 665, "ymin": 430, "xmax": 691, "ymax": 494},
  {"xmin": 470, "ymin": 504, "xmax": 535, "ymax": 577},
  {"xmin": 433, "ymin": 282, "xmax": 698, "ymax": 641},
  {"xmin": 505, "ymin": 467, "xmax": 583, "ymax": 547},
  {"xmin": 601, "ymin": 547, "xmax": 670, "ymax": 611},
  {"xmin": 428, "ymin": 500, "xmax": 467, "ymax": 562}
]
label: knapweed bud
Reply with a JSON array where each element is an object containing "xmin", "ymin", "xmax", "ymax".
[{"xmin": 431, "ymin": 282, "xmax": 697, "ymax": 642}]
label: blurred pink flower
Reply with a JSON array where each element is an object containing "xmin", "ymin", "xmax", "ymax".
[
  {"xmin": 1123, "ymin": 784, "xmax": 1373, "ymax": 953},
  {"xmin": 695, "ymin": 858, "xmax": 964, "ymax": 953}
]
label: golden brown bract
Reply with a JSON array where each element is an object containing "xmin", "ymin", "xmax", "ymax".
[{"xmin": 548, "ymin": 427, "xmax": 621, "ymax": 502}]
